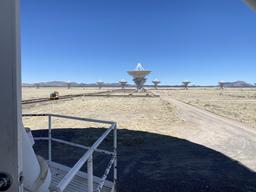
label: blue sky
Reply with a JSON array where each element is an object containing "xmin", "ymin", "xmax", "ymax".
[{"xmin": 21, "ymin": 0, "xmax": 256, "ymax": 85}]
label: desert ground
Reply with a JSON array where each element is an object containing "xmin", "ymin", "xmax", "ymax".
[
  {"xmin": 155, "ymin": 88, "xmax": 256, "ymax": 128},
  {"xmin": 22, "ymin": 87, "xmax": 116, "ymax": 100},
  {"xmin": 22, "ymin": 87, "xmax": 256, "ymax": 192},
  {"xmin": 22, "ymin": 89, "xmax": 181, "ymax": 135}
]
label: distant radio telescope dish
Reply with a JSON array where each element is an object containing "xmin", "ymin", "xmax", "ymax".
[
  {"xmin": 128, "ymin": 63, "xmax": 151, "ymax": 91},
  {"xmin": 219, "ymin": 81, "xmax": 225, "ymax": 89},
  {"xmin": 152, "ymin": 78, "xmax": 160, "ymax": 89},
  {"xmin": 119, "ymin": 79, "xmax": 127, "ymax": 89},
  {"xmin": 35, "ymin": 83, "xmax": 40, "ymax": 89},
  {"xmin": 182, "ymin": 80, "xmax": 191, "ymax": 90},
  {"xmin": 67, "ymin": 80, "xmax": 71, "ymax": 89},
  {"xmin": 96, "ymin": 80, "xmax": 104, "ymax": 89}
]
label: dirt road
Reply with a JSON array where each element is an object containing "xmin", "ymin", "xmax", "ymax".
[{"xmin": 161, "ymin": 96, "xmax": 256, "ymax": 171}]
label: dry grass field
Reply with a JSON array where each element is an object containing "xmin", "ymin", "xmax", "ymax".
[
  {"xmin": 22, "ymin": 87, "xmax": 114, "ymax": 100},
  {"xmin": 22, "ymin": 87, "xmax": 256, "ymax": 130},
  {"xmin": 22, "ymin": 93, "xmax": 182, "ymax": 136},
  {"xmin": 156, "ymin": 88, "xmax": 256, "ymax": 128}
]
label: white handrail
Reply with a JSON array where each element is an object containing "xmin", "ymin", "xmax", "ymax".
[
  {"xmin": 33, "ymin": 137, "xmax": 114, "ymax": 155},
  {"xmin": 53, "ymin": 123, "xmax": 116, "ymax": 192},
  {"xmin": 23, "ymin": 113, "xmax": 114, "ymax": 125}
]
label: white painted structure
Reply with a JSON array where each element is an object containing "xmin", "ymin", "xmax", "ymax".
[
  {"xmin": 128, "ymin": 63, "xmax": 151, "ymax": 90},
  {"xmin": 182, "ymin": 80, "xmax": 191, "ymax": 90},
  {"xmin": 36, "ymin": 83, "xmax": 40, "ymax": 89},
  {"xmin": 0, "ymin": 1, "xmax": 23, "ymax": 191},
  {"xmin": 67, "ymin": 81, "xmax": 71, "ymax": 89},
  {"xmin": 96, "ymin": 80, "xmax": 104, "ymax": 89},
  {"xmin": 152, "ymin": 79, "xmax": 160, "ymax": 89},
  {"xmin": 219, "ymin": 81, "xmax": 225, "ymax": 89},
  {"xmin": 119, "ymin": 79, "xmax": 127, "ymax": 89}
]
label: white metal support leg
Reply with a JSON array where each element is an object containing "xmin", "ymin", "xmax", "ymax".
[
  {"xmin": 113, "ymin": 125, "xmax": 117, "ymax": 192},
  {"xmin": 87, "ymin": 155, "xmax": 93, "ymax": 192},
  {"xmin": 48, "ymin": 115, "xmax": 52, "ymax": 162}
]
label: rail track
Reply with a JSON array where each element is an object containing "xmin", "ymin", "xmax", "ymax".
[
  {"xmin": 22, "ymin": 90, "xmax": 113, "ymax": 105},
  {"xmin": 22, "ymin": 89, "xmax": 159, "ymax": 105}
]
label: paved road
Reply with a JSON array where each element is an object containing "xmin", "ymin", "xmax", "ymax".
[{"xmin": 161, "ymin": 96, "xmax": 256, "ymax": 171}]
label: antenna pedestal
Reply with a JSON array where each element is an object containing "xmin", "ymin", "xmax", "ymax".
[{"xmin": 133, "ymin": 77, "xmax": 146, "ymax": 90}]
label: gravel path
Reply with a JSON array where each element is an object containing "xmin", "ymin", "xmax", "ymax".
[{"xmin": 161, "ymin": 96, "xmax": 256, "ymax": 171}]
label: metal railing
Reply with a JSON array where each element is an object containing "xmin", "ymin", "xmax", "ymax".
[{"xmin": 22, "ymin": 114, "xmax": 117, "ymax": 192}]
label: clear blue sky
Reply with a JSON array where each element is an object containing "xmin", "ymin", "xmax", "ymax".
[{"xmin": 21, "ymin": 0, "xmax": 256, "ymax": 85}]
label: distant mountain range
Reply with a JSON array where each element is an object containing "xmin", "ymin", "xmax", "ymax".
[
  {"xmin": 22, "ymin": 80, "xmax": 255, "ymax": 87},
  {"xmin": 221, "ymin": 81, "xmax": 254, "ymax": 87}
]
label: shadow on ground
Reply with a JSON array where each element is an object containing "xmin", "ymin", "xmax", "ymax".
[{"xmin": 32, "ymin": 128, "xmax": 256, "ymax": 192}]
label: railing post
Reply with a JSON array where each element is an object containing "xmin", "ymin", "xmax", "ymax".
[
  {"xmin": 48, "ymin": 115, "xmax": 52, "ymax": 162},
  {"xmin": 87, "ymin": 154, "xmax": 93, "ymax": 192},
  {"xmin": 113, "ymin": 124, "xmax": 117, "ymax": 192}
]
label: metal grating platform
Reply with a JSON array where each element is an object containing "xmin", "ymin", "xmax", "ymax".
[
  {"xmin": 49, "ymin": 162, "xmax": 113, "ymax": 192},
  {"xmin": 23, "ymin": 114, "xmax": 117, "ymax": 192}
]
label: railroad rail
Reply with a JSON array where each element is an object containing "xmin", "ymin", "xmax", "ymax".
[
  {"xmin": 22, "ymin": 89, "xmax": 159, "ymax": 105},
  {"xmin": 22, "ymin": 90, "xmax": 114, "ymax": 105}
]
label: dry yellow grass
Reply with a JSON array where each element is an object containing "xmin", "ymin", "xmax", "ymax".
[
  {"xmin": 22, "ymin": 87, "xmax": 114, "ymax": 100},
  {"xmin": 22, "ymin": 94, "xmax": 181, "ymax": 136},
  {"xmin": 156, "ymin": 88, "xmax": 256, "ymax": 128}
]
